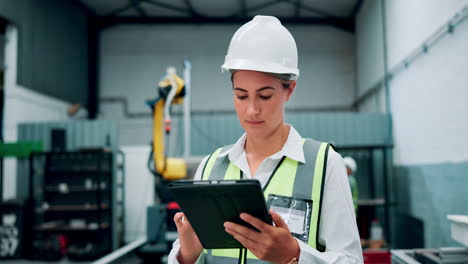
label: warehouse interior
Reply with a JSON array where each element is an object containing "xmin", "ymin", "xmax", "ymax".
[{"xmin": 0, "ymin": 0, "xmax": 467, "ymax": 263}]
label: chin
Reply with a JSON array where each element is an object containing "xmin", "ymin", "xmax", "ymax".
[{"xmin": 243, "ymin": 126, "xmax": 269, "ymax": 138}]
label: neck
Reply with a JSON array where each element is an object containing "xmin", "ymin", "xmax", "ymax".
[{"xmin": 244, "ymin": 124, "xmax": 290, "ymax": 158}]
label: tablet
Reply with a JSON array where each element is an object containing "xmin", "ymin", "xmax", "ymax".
[{"xmin": 168, "ymin": 179, "xmax": 272, "ymax": 249}]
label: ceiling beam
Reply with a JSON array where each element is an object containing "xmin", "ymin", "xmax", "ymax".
[
  {"xmin": 79, "ymin": 0, "xmax": 356, "ymax": 33},
  {"xmin": 323, "ymin": 17, "xmax": 354, "ymax": 32},
  {"xmin": 291, "ymin": 1, "xmax": 336, "ymax": 18},
  {"xmin": 106, "ymin": 2, "xmax": 135, "ymax": 17},
  {"xmin": 239, "ymin": 0, "xmax": 247, "ymax": 18},
  {"xmin": 294, "ymin": 0, "xmax": 301, "ymax": 18},
  {"xmin": 246, "ymin": 0, "xmax": 283, "ymax": 14},
  {"xmin": 351, "ymin": 0, "xmax": 364, "ymax": 17},
  {"xmin": 71, "ymin": 0, "xmax": 98, "ymax": 17},
  {"xmin": 181, "ymin": 0, "xmax": 197, "ymax": 16},
  {"xmin": 99, "ymin": 15, "xmax": 354, "ymax": 30},
  {"xmin": 0, "ymin": 17, "xmax": 8, "ymax": 34},
  {"xmin": 131, "ymin": 0, "xmax": 147, "ymax": 17},
  {"xmin": 284, "ymin": 0, "xmax": 354, "ymax": 32},
  {"xmin": 90, "ymin": 0, "xmax": 354, "ymax": 32},
  {"xmin": 143, "ymin": 0, "xmax": 191, "ymax": 15}
]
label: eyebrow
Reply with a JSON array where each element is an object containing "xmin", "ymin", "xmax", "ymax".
[{"xmin": 233, "ymin": 87, "xmax": 276, "ymax": 92}]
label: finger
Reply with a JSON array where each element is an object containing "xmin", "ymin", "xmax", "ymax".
[
  {"xmin": 233, "ymin": 234, "xmax": 258, "ymax": 252},
  {"xmin": 270, "ymin": 210, "xmax": 290, "ymax": 231},
  {"xmin": 174, "ymin": 212, "xmax": 185, "ymax": 222},
  {"xmin": 224, "ymin": 221, "xmax": 260, "ymax": 236},
  {"xmin": 224, "ymin": 222, "xmax": 260, "ymax": 239},
  {"xmin": 227, "ymin": 227, "xmax": 259, "ymax": 251},
  {"xmin": 240, "ymin": 213, "xmax": 271, "ymax": 232},
  {"xmin": 174, "ymin": 212, "xmax": 184, "ymax": 219},
  {"xmin": 174, "ymin": 213, "xmax": 185, "ymax": 229}
]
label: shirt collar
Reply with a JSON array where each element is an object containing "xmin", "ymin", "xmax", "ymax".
[{"xmin": 218, "ymin": 124, "xmax": 306, "ymax": 164}]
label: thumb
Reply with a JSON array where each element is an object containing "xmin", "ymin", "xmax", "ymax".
[
  {"xmin": 270, "ymin": 209, "xmax": 290, "ymax": 231},
  {"xmin": 174, "ymin": 212, "xmax": 185, "ymax": 231}
]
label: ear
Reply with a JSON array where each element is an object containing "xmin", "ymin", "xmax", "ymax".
[{"xmin": 285, "ymin": 81, "xmax": 296, "ymax": 101}]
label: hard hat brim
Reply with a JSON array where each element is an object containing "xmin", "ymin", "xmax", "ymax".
[{"xmin": 222, "ymin": 58, "xmax": 299, "ymax": 79}]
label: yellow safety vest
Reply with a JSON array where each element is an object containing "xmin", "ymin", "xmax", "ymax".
[{"xmin": 197, "ymin": 139, "xmax": 331, "ymax": 264}]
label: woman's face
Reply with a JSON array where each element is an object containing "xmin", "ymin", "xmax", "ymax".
[{"xmin": 232, "ymin": 70, "xmax": 295, "ymax": 138}]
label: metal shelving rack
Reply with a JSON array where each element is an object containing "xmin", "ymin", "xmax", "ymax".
[
  {"xmin": 28, "ymin": 149, "xmax": 124, "ymax": 260},
  {"xmin": 335, "ymin": 144, "xmax": 393, "ymax": 245}
]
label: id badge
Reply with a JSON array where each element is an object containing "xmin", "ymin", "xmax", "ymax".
[{"xmin": 267, "ymin": 194, "xmax": 312, "ymax": 243}]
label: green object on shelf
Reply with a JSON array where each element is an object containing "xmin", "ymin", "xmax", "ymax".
[{"xmin": 0, "ymin": 141, "xmax": 43, "ymax": 158}]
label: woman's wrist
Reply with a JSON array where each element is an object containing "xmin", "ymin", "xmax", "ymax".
[
  {"xmin": 285, "ymin": 239, "xmax": 301, "ymax": 264},
  {"xmin": 177, "ymin": 248, "xmax": 200, "ymax": 264}
]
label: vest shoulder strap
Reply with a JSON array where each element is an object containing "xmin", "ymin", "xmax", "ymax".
[{"xmin": 201, "ymin": 145, "xmax": 233, "ymax": 180}]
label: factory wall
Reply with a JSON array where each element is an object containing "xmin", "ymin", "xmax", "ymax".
[
  {"xmin": 2, "ymin": 26, "xmax": 72, "ymax": 200},
  {"xmin": 0, "ymin": 0, "xmax": 89, "ymax": 106},
  {"xmin": 355, "ymin": 0, "xmax": 385, "ymax": 100},
  {"xmin": 120, "ymin": 146, "xmax": 155, "ymax": 242},
  {"xmin": 98, "ymin": 24, "xmax": 356, "ymax": 146},
  {"xmin": 356, "ymin": 0, "xmax": 468, "ymax": 248}
]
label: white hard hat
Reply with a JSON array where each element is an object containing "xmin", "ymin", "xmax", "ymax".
[
  {"xmin": 222, "ymin": 15, "xmax": 299, "ymax": 79},
  {"xmin": 343, "ymin": 156, "xmax": 357, "ymax": 173}
]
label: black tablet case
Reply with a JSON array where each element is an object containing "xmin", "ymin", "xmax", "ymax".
[{"xmin": 169, "ymin": 180, "xmax": 272, "ymax": 249}]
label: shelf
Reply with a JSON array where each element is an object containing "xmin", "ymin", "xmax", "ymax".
[
  {"xmin": 36, "ymin": 203, "xmax": 109, "ymax": 213},
  {"xmin": 357, "ymin": 198, "xmax": 386, "ymax": 206},
  {"xmin": 34, "ymin": 222, "xmax": 110, "ymax": 232},
  {"xmin": 30, "ymin": 150, "xmax": 123, "ymax": 254},
  {"xmin": 48, "ymin": 168, "xmax": 111, "ymax": 173},
  {"xmin": 43, "ymin": 185, "xmax": 108, "ymax": 193}
]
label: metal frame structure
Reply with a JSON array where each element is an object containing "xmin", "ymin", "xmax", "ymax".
[
  {"xmin": 28, "ymin": 149, "xmax": 125, "ymax": 258},
  {"xmin": 90, "ymin": 0, "xmax": 361, "ymax": 32},
  {"xmin": 335, "ymin": 144, "xmax": 394, "ymax": 244}
]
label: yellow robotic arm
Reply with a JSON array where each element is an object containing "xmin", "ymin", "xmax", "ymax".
[{"xmin": 152, "ymin": 67, "xmax": 186, "ymax": 180}]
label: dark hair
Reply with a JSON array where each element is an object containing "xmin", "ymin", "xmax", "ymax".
[{"xmin": 230, "ymin": 71, "xmax": 293, "ymax": 89}]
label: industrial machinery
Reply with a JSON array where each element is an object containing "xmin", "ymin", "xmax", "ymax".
[
  {"xmin": 139, "ymin": 62, "xmax": 191, "ymax": 263},
  {"xmin": 392, "ymin": 215, "xmax": 468, "ymax": 264},
  {"xmin": 147, "ymin": 65, "xmax": 187, "ymax": 201},
  {"xmin": 392, "ymin": 247, "xmax": 468, "ymax": 264},
  {"xmin": 90, "ymin": 61, "xmax": 192, "ymax": 264}
]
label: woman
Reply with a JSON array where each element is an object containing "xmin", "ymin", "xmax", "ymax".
[{"xmin": 168, "ymin": 15, "xmax": 362, "ymax": 264}]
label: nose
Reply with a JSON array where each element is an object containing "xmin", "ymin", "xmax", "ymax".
[{"xmin": 247, "ymin": 99, "xmax": 260, "ymax": 116}]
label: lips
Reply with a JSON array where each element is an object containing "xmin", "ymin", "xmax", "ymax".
[{"xmin": 246, "ymin": 120, "xmax": 264, "ymax": 125}]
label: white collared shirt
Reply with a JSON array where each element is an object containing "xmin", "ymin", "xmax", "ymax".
[{"xmin": 168, "ymin": 125, "xmax": 363, "ymax": 264}]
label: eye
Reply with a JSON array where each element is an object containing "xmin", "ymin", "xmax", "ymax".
[
  {"xmin": 237, "ymin": 95, "xmax": 248, "ymax": 100},
  {"xmin": 259, "ymin": 95, "xmax": 272, "ymax": 100}
]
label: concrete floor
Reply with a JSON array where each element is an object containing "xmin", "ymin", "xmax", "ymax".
[
  {"xmin": 0, "ymin": 260, "xmax": 90, "ymax": 264},
  {"xmin": 0, "ymin": 259, "xmax": 142, "ymax": 264},
  {"xmin": 1, "ymin": 254, "xmax": 166, "ymax": 264},
  {"xmin": 0, "ymin": 256, "xmax": 135, "ymax": 264}
]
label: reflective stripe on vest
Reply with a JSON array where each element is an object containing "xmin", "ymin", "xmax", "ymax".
[{"xmin": 200, "ymin": 139, "xmax": 330, "ymax": 264}]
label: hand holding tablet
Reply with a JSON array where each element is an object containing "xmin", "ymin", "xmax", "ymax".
[{"xmin": 169, "ymin": 179, "xmax": 272, "ymax": 249}]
